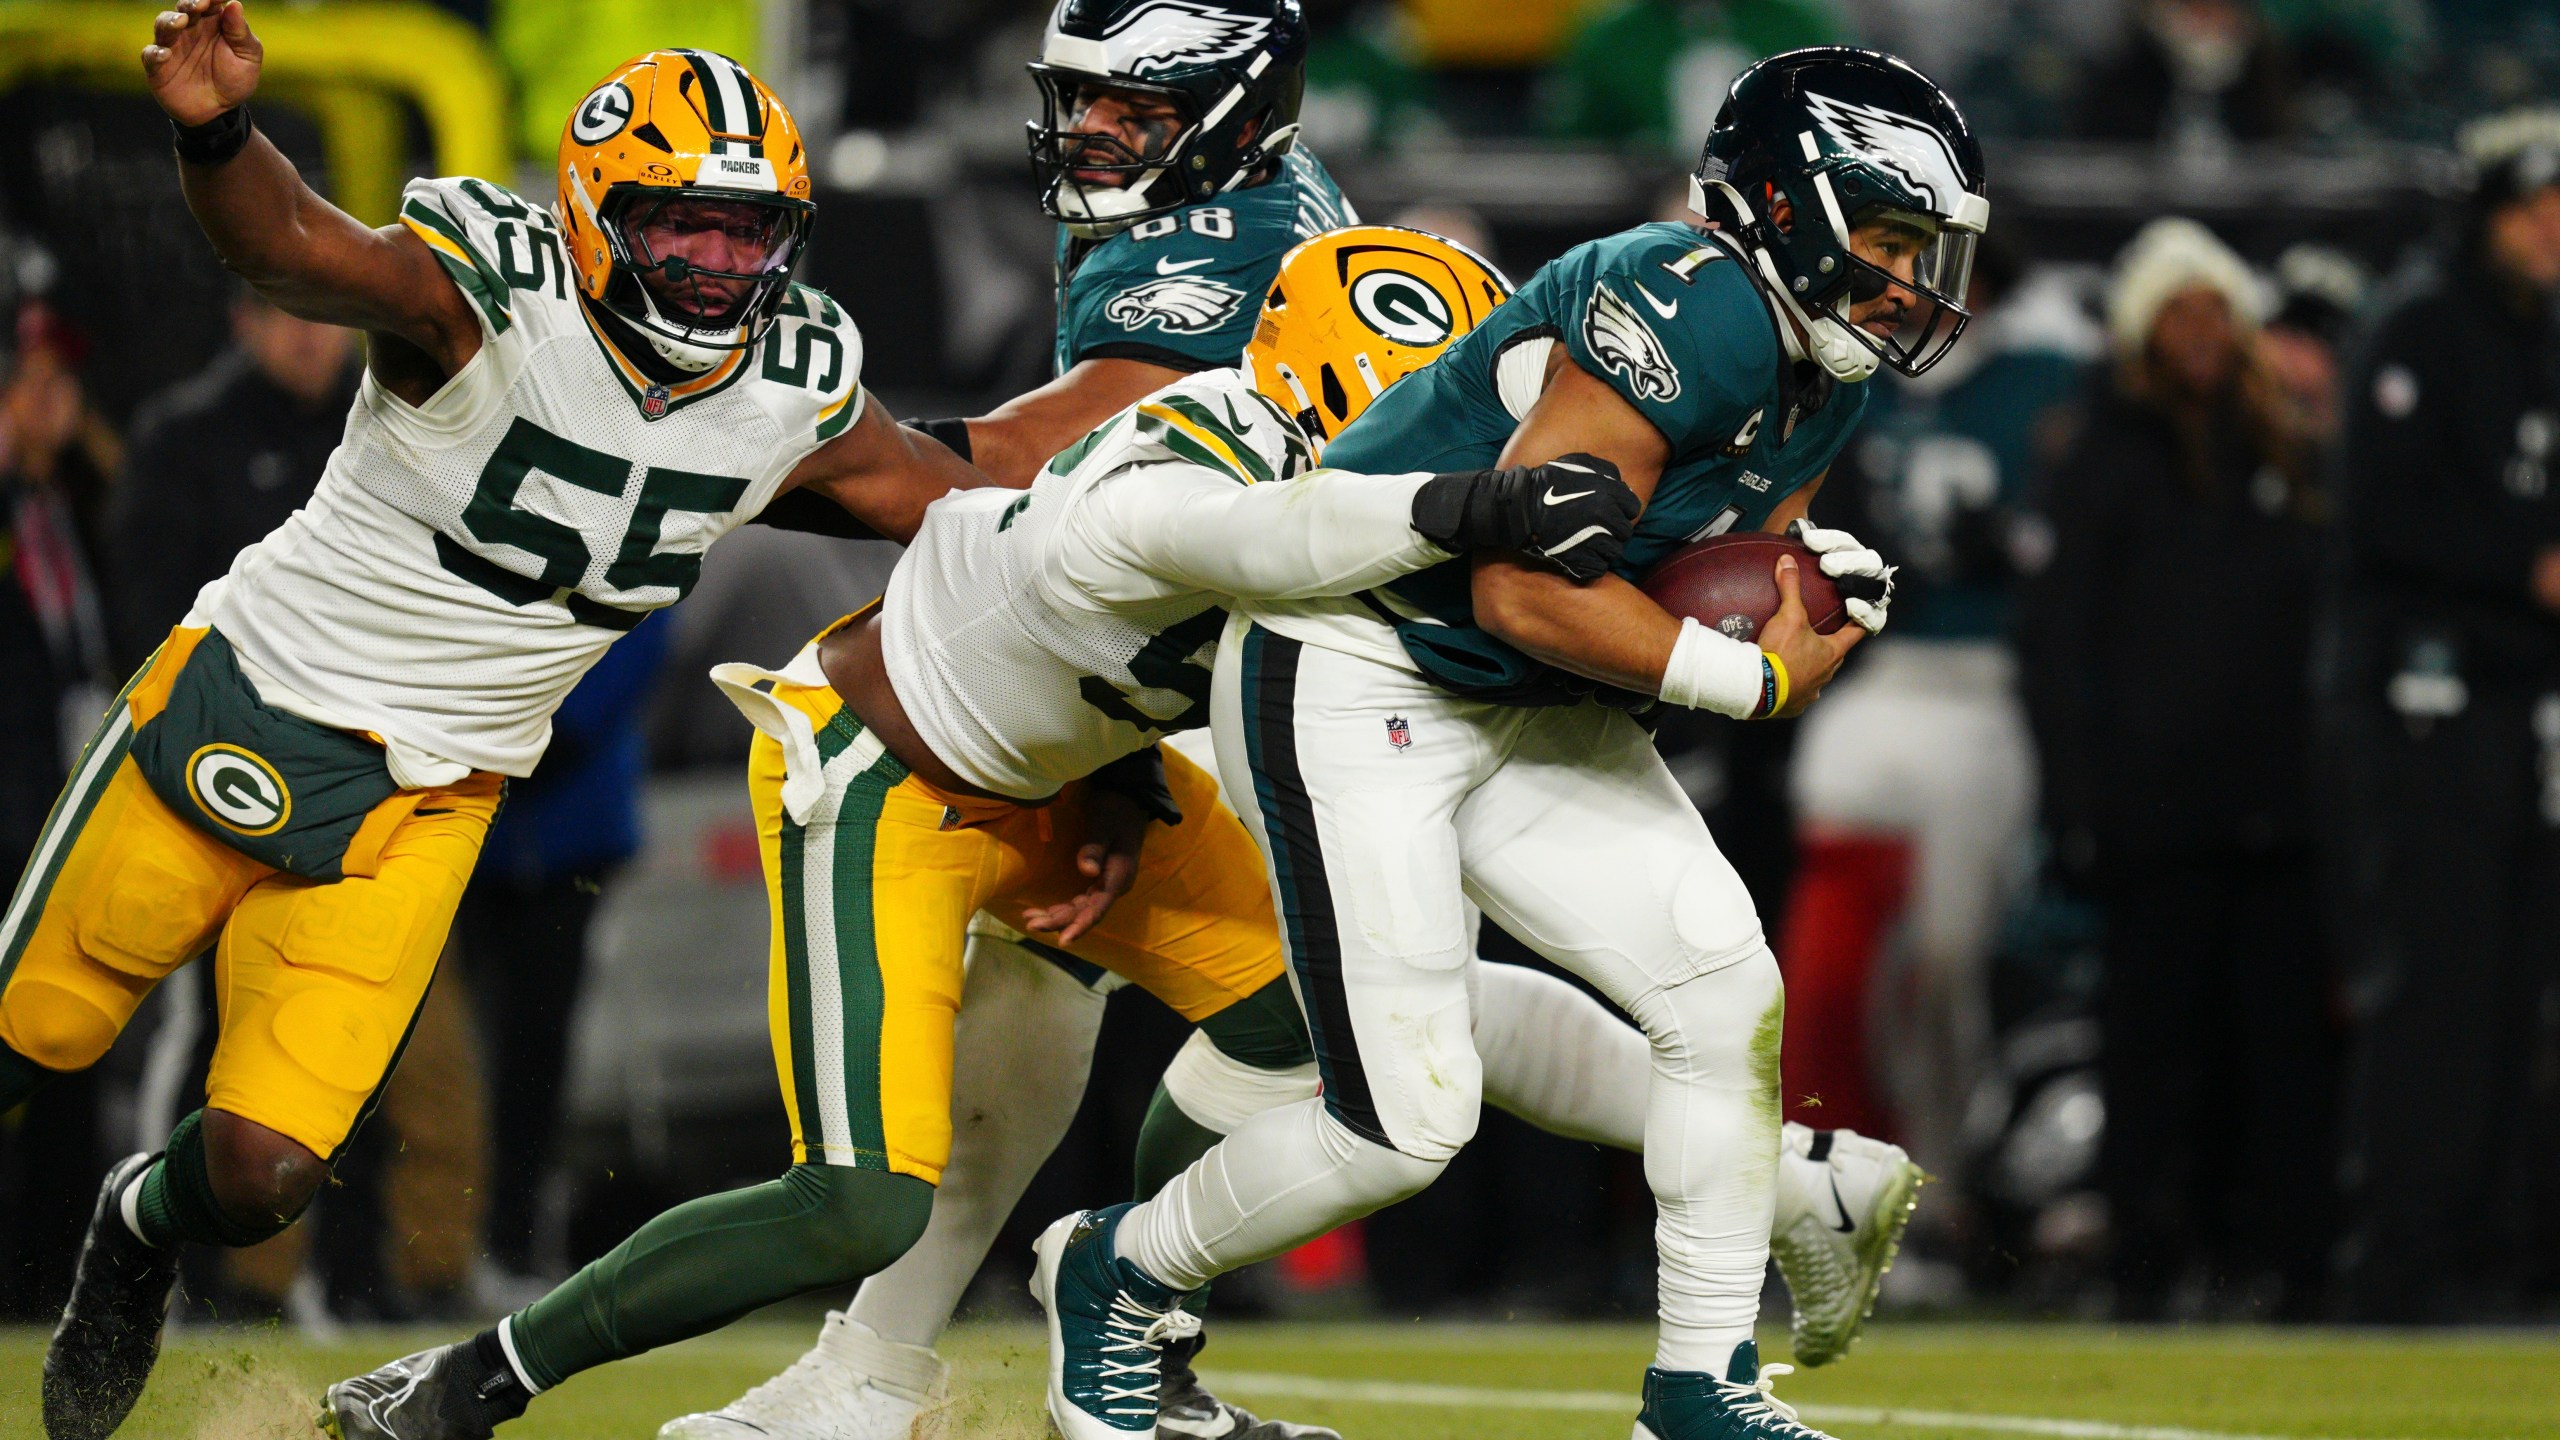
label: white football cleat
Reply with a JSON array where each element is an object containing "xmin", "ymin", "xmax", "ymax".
[
  {"xmin": 1770, "ymin": 1123, "xmax": 1923, "ymax": 1367},
  {"xmin": 657, "ymin": 1311, "xmax": 946, "ymax": 1440}
]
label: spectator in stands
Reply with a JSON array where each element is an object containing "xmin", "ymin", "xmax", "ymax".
[
  {"xmin": 1782, "ymin": 236, "xmax": 2094, "ymax": 1185},
  {"xmin": 1544, "ymin": 0, "xmax": 1840, "ymax": 154},
  {"xmin": 110, "ymin": 285, "xmax": 355, "ymax": 667},
  {"xmin": 2256, "ymin": 244, "xmax": 2367, "ymax": 449},
  {"xmin": 2020, "ymin": 219, "xmax": 2335, "ymax": 1320},
  {"xmin": 0, "ymin": 298, "xmax": 118, "ymax": 1322},
  {"xmin": 2323, "ymin": 107, "xmax": 2560, "ymax": 1323},
  {"xmin": 2075, "ymin": 0, "xmax": 2297, "ymax": 147},
  {"xmin": 458, "ymin": 612, "xmax": 671, "ymax": 1291}
]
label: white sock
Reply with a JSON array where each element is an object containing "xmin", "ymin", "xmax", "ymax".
[
  {"xmin": 118, "ymin": 1164, "xmax": 156, "ymax": 1247},
  {"xmin": 1471, "ymin": 959, "xmax": 1648, "ymax": 1150},
  {"xmin": 1114, "ymin": 1097, "xmax": 1444, "ymax": 1293},
  {"xmin": 1632, "ymin": 952, "xmax": 1785, "ymax": 1377},
  {"xmin": 846, "ymin": 930, "xmax": 1105, "ymax": 1346}
]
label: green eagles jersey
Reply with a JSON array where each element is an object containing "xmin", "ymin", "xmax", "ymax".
[
  {"xmin": 1053, "ymin": 148, "xmax": 1355, "ymax": 376},
  {"xmin": 1323, "ymin": 221, "xmax": 1870, "ymax": 704}
]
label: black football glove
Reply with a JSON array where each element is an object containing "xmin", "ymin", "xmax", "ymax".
[{"xmin": 1412, "ymin": 453, "xmax": 1641, "ymax": 583}]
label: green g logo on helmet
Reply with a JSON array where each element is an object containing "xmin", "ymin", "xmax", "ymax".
[
  {"xmin": 1348, "ymin": 270, "xmax": 1454, "ymax": 346},
  {"xmin": 186, "ymin": 744, "xmax": 292, "ymax": 836}
]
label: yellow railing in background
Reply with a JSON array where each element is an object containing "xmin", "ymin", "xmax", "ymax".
[{"xmin": 0, "ymin": 1, "xmax": 511, "ymax": 224}]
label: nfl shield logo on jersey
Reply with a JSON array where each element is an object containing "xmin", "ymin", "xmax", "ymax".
[
  {"xmin": 641, "ymin": 382, "xmax": 672, "ymax": 420},
  {"xmin": 1385, "ymin": 715, "xmax": 1411, "ymax": 751}
]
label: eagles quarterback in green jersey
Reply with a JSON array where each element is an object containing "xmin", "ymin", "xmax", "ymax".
[{"xmin": 1032, "ymin": 49, "xmax": 1984, "ymax": 1440}]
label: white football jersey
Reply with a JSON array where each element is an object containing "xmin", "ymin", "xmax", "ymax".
[
  {"xmin": 875, "ymin": 369, "xmax": 1444, "ymax": 800},
  {"xmin": 193, "ymin": 176, "xmax": 864, "ymax": 778}
]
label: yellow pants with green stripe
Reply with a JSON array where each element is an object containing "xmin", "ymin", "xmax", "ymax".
[
  {"xmin": 749, "ymin": 674, "xmax": 1285, "ymax": 1185},
  {"xmin": 0, "ymin": 629, "xmax": 502, "ymax": 1160}
]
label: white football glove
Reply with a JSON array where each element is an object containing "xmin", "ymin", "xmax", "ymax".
[{"xmin": 1789, "ymin": 519, "xmax": 1896, "ymax": 633}]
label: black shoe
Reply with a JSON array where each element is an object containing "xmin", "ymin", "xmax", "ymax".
[
  {"xmin": 322, "ymin": 1339, "xmax": 530, "ymax": 1440},
  {"xmin": 1156, "ymin": 1333, "xmax": 1341, "ymax": 1440},
  {"xmin": 43, "ymin": 1153, "xmax": 181, "ymax": 1440}
]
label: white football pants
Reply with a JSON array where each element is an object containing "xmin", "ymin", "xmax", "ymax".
[
  {"xmin": 844, "ymin": 782, "xmax": 1655, "ymax": 1351},
  {"xmin": 1116, "ymin": 621, "xmax": 1783, "ymax": 1375}
]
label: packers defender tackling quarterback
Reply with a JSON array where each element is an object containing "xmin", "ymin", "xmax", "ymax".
[{"xmin": 0, "ymin": 1, "xmax": 1933, "ymax": 1438}]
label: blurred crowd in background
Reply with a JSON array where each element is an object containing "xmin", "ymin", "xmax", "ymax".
[{"xmin": 4, "ymin": 0, "xmax": 2560, "ymax": 1342}]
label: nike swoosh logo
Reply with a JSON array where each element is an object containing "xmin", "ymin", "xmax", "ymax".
[
  {"xmin": 1633, "ymin": 282, "xmax": 1678, "ymax": 319},
  {"xmin": 1161, "ymin": 1410, "xmax": 1240, "ymax": 1439},
  {"xmin": 1543, "ymin": 524, "xmax": 1613, "ymax": 554},
  {"xmin": 1827, "ymin": 1173, "xmax": 1857, "ymax": 1234},
  {"xmin": 1156, "ymin": 257, "xmax": 1217, "ymax": 275},
  {"xmin": 1543, "ymin": 488, "xmax": 1594, "ymax": 505}
]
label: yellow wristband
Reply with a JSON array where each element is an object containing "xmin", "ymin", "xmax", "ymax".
[{"xmin": 1759, "ymin": 649, "xmax": 1791, "ymax": 719}]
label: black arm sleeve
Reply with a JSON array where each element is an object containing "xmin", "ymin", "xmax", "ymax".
[
  {"xmin": 749, "ymin": 485, "xmax": 887, "ymax": 541},
  {"xmin": 1088, "ymin": 744, "xmax": 1183, "ymax": 828}
]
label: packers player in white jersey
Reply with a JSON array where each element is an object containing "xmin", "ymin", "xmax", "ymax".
[
  {"xmin": 311, "ymin": 220, "xmax": 1637, "ymax": 1435},
  {"xmin": 11, "ymin": 7, "xmax": 987, "ymax": 1439}
]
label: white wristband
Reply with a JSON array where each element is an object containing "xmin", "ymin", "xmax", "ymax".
[{"xmin": 1659, "ymin": 616, "xmax": 1769, "ymax": 718}]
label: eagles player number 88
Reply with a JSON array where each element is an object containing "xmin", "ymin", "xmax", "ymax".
[{"xmin": 1129, "ymin": 206, "xmax": 1236, "ymax": 241}]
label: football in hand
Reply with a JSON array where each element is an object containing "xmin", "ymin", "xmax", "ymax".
[{"xmin": 1639, "ymin": 533, "xmax": 1848, "ymax": 642}]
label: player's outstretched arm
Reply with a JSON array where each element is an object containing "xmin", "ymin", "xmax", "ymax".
[
  {"xmin": 1470, "ymin": 357, "xmax": 1860, "ymax": 709},
  {"xmin": 1069, "ymin": 453, "xmax": 1637, "ymax": 604},
  {"xmin": 958, "ymin": 357, "xmax": 1190, "ymax": 488},
  {"xmin": 144, "ymin": 1, "xmax": 477, "ymax": 380},
  {"xmin": 780, "ymin": 389, "xmax": 998, "ymax": 545}
]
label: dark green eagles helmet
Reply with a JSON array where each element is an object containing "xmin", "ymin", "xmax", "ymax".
[
  {"xmin": 1692, "ymin": 47, "xmax": 1989, "ymax": 380},
  {"xmin": 1027, "ymin": 0, "xmax": 1309, "ymax": 236}
]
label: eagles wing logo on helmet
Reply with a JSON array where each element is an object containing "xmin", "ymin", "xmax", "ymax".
[
  {"xmin": 1803, "ymin": 91, "xmax": 1968, "ymax": 213},
  {"xmin": 1103, "ymin": 0, "xmax": 1273, "ymax": 76},
  {"xmin": 1106, "ymin": 275, "xmax": 1247, "ymax": 333},
  {"xmin": 1583, "ymin": 283, "xmax": 1682, "ymax": 403}
]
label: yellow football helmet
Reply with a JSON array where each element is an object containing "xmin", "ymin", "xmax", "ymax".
[
  {"xmin": 557, "ymin": 50, "xmax": 816, "ymax": 370},
  {"xmin": 1243, "ymin": 225, "xmax": 1511, "ymax": 452}
]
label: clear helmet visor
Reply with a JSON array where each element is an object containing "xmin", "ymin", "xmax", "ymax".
[{"xmin": 1829, "ymin": 205, "xmax": 1979, "ymax": 376}]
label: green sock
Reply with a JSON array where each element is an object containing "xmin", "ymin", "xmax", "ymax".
[
  {"xmin": 133, "ymin": 1110, "xmax": 298, "ymax": 1249},
  {"xmin": 508, "ymin": 1164, "xmax": 932, "ymax": 1390},
  {"xmin": 1132, "ymin": 1083, "xmax": 1227, "ymax": 1201},
  {"xmin": 0, "ymin": 1041, "xmax": 52, "ymax": 1116}
]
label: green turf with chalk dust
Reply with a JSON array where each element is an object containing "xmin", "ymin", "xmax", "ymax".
[{"xmin": 2, "ymin": 1320, "xmax": 2554, "ymax": 1439}]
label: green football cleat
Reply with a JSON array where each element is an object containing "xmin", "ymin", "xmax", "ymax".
[
  {"xmin": 1633, "ymin": 1342, "xmax": 1835, "ymax": 1440},
  {"xmin": 43, "ymin": 1153, "xmax": 180, "ymax": 1440},
  {"xmin": 1032, "ymin": 1205, "xmax": 1200, "ymax": 1440},
  {"xmin": 1771, "ymin": 1125, "xmax": 1923, "ymax": 1367}
]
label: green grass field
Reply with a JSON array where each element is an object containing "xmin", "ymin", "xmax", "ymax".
[{"xmin": 4, "ymin": 1319, "xmax": 2556, "ymax": 1440}]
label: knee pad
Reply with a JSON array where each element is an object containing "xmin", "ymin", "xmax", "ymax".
[
  {"xmin": 784, "ymin": 1165, "xmax": 936, "ymax": 1286},
  {"xmin": 1162, "ymin": 1030, "xmax": 1319, "ymax": 1133},
  {"xmin": 1643, "ymin": 949, "xmax": 1784, "ymax": 1094},
  {"xmin": 1313, "ymin": 1107, "xmax": 1449, "ymax": 1210},
  {"xmin": 0, "ymin": 980, "xmax": 121, "ymax": 1073},
  {"xmin": 1365, "ymin": 987, "xmax": 1483, "ymax": 1162}
]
